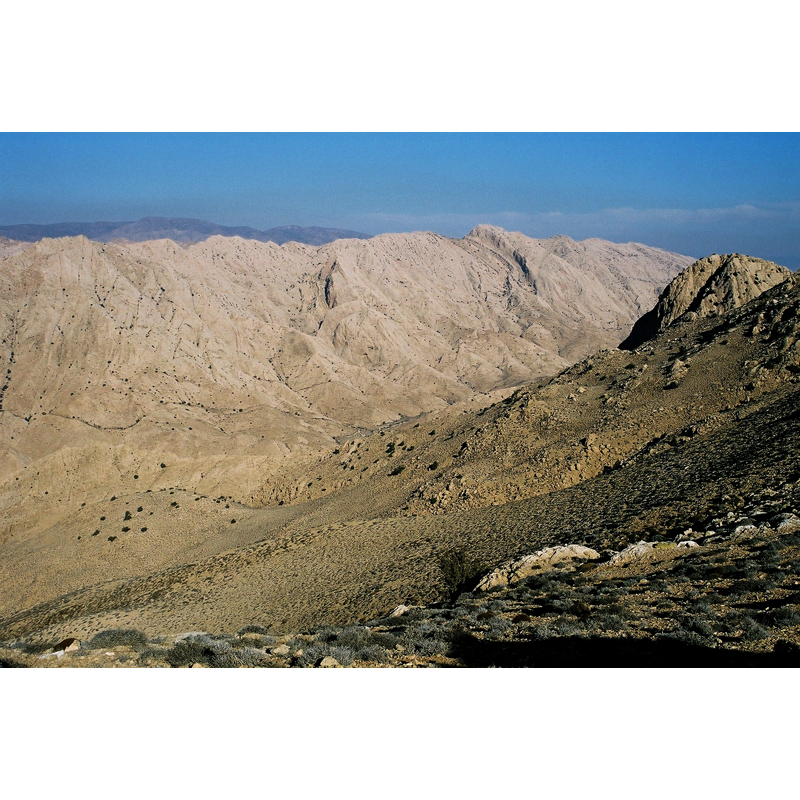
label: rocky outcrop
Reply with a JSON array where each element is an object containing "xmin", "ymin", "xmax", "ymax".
[
  {"xmin": 476, "ymin": 544, "xmax": 601, "ymax": 590},
  {"xmin": 621, "ymin": 253, "xmax": 790, "ymax": 350}
]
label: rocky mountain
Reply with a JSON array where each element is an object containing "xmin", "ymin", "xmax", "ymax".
[
  {"xmin": 1, "ymin": 256, "xmax": 798, "ymax": 665},
  {"xmin": 620, "ymin": 253, "xmax": 790, "ymax": 350},
  {"xmin": 0, "ymin": 237, "xmax": 32, "ymax": 259},
  {"xmin": 9, "ymin": 235, "xmax": 799, "ymax": 666},
  {"xmin": 0, "ymin": 228, "xmax": 689, "ymax": 547},
  {"xmin": 0, "ymin": 217, "xmax": 372, "ymax": 246}
]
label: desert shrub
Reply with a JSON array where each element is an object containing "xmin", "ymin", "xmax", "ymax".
[
  {"xmin": 530, "ymin": 624, "xmax": 553, "ymax": 640},
  {"xmin": 164, "ymin": 634, "xmax": 263, "ymax": 667},
  {"xmin": 428, "ymin": 461, "xmax": 439, "ymax": 471},
  {"xmin": 87, "ymin": 629, "xmax": 149, "ymax": 651},
  {"xmin": 554, "ymin": 617, "xmax": 584, "ymax": 637},
  {"xmin": 313, "ymin": 626, "xmax": 339, "ymax": 643},
  {"xmin": 591, "ymin": 614, "xmax": 627, "ymax": 632},
  {"xmin": 438, "ymin": 547, "xmax": 485, "ymax": 596},
  {"xmin": 235, "ymin": 647, "xmax": 267, "ymax": 667},
  {"xmin": 336, "ymin": 626, "xmax": 371, "ymax": 649},
  {"xmin": 763, "ymin": 607, "xmax": 800, "ymax": 627},
  {"xmin": 329, "ymin": 646, "xmax": 355, "ymax": 666},
  {"xmin": 660, "ymin": 630, "xmax": 707, "ymax": 647},
  {"xmin": 237, "ymin": 625, "xmax": 269, "ymax": 636},
  {"xmin": 740, "ymin": 616, "xmax": 769, "ymax": 640},
  {"xmin": 568, "ymin": 601, "xmax": 592, "ymax": 620},
  {"xmin": 297, "ymin": 643, "xmax": 330, "ymax": 667},
  {"xmin": 415, "ymin": 638, "xmax": 448, "ymax": 656},
  {"xmin": 486, "ymin": 617, "xmax": 511, "ymax": 637},
  {"xmin": 389, "ymin": 465, "xmax": 405, "ymax": 476},
  {"xmin": 124, "ymin": 510, "xmax": 132, "ymax": 521},
  {"xmin": 683, "ymin": 617, "xmax": 714, "ymax": 637},
  {"xmin": 521, "ymin": 574, "xmax": 554, "ymax": 591},
  {"xmin": 738, "ymin": 577, "xmax": 776, "ymax": 593},
  {"xmin": 369, "ymin": 631, "xmax": 399, "ymax": 649},
  {"xmin": 14, "ymin": 639, "xmax": 55, "ymax": 655}
]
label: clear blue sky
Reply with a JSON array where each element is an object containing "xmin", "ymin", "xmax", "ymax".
[{"xmin": 2, "ymin": 132, "xmax": 799, "ymax": 267}]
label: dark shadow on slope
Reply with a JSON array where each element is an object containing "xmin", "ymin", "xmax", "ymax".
[{"xmin": 449, "ymin": 633, "xmax": 800, "ymax": 668}]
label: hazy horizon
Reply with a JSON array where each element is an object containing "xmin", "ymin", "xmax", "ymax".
[{"xmin": 2, "ymin": 133, "xmax": 799, "ymax": 268}]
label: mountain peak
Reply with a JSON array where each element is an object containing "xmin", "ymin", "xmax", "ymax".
[{"xmin": 620, "ymin": 252, "xmax": 791, "ymax": 350}]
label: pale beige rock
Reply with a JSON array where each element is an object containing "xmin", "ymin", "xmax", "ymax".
[
  {"xmin": 319, "ymin": 656, "xmax": 340, "ymax": 668},
  {"xmin": 621, "ymin": 253, "xmax": 790, "ymax": 350},
  {"xmin": 476, "ymin": 544, "xmax": 601, "ymax": 590},
  {"xmin": 609, "ymin": 541, "xmax": 656, "ymax": 565}
]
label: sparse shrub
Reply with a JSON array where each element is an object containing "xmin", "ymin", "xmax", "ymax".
[
  {"xmin": 591, "ymin": 614, "xmax": 627, "ymax": 632},
  {"xmin": 740, "ymin": 616, "xmax": 769, "ymax": 640},
  {"xmin": 530, "ymin": 624, "xmax": 553, "ymax": 640},
  {"xmin": 486, "ymin": 617, "xmax": 511, "ymax": 638},
  {"xmin": 428, "ymin": 461, "xmax": 439, "ymax": 471},
  {"xmin": 238, "ymin": 624, "xmax": 272, "ymax": 636},
  {"xmin": 554, "ymin": 617, "xmax": 584, "ymax": 637},
  {"xmin": 389, "ymin": 465, "xmax": 405, "ymax": 476},
  {"xmin": 336, "ymin": 626, "xmax": 371, "ymax": 649},
  {"xmin": 329, "ymin": 646, "xmax": 355, "ymax": 666},
  {"xmin": 415, "ymin": 638, "xmax": 448, "ymax": 656},
  {"xmin": 763, "ymin": 607, "xmax": 800, "ymax": 627},
  {"xmin": 124, "ymin": 510, "xmax": 132, "ymax": 521},
  {"xmin": 297, "ymin": 643, "xmax": 329, "ymax": 667},
  {"xmin": 683, "ymin": 617, "xmax": 714, "ymax": 637},
  {"xmin": 438, "ymin": 547, "xmax": 485, "ymax": 596},
  {"xmin": 354, "ymin": 644, "xmax": 389, "ymax": 663},
  {"xmin": 87, "ymin": 629, "xmax": 148, "ymax": 651},
  {"xmin": 164, "ymin": 634, "xmax": 253, "ymax": 667},
  {"xmin": 108, "ymin": 535, "xmax": 118, "ymax": 541}
]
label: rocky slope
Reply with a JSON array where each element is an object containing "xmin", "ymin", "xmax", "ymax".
[
  {"xmin": 620, "ymin": 253, "xmax": 790, "ymax": 350},
  {"xmin": 0, "ymin": 228, "xmax": 689, "ymax": 549},
  {"xmin": 1, "ymin": 258, "xmax": 798, "ymax": 661}
]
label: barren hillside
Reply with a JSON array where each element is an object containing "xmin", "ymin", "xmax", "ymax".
[
  {"xmin": 0, "ymin": 228, "xmax": 689, "ymax": 547},
  {"xmin": 1, "ymin": 253, "xmax": 797, "ymax": 658}
]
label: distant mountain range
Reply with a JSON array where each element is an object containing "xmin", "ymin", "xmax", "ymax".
[{"xmin": 0, "ymin": 217, "xmax": 373, "ymax": 245}]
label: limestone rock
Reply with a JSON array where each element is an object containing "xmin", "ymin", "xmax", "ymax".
[
  {"xmin": 609, "ymin": 541, "xmax": 656, "ymax": 565},
  {"xmin": 621, "ymin": 253, "xmax": 790, "ymax": 350},
  {"xmin": 319, "ymin": 656, "xmax": 341, "ymax": 668},
  {"xmin": 476, "ymin": 544, "xmax": 601, "ymax": 591}
]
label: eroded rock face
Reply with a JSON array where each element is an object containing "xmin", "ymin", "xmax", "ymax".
[
  {"xmin": 476, "ymin": 544, "xmax": 601, "ymax": 591},
  {"xmin": 621, "ymin": 253, "xmax": 790, "ymax": 350}
]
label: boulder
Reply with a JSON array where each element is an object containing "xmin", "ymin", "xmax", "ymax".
[
  {"xmin": 609, "ymin": 541, "xmax": 656, "ymax": 565},
  {"xmin": 319, "ymin": 656, "xmax": 341, "ymax": 668},
  {"xmin": 476, "ymin": 544, "xmax": 601, "ymax": 591}
]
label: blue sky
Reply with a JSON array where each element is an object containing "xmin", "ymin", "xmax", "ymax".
[{"xmin": 2, "ymin": 132, "xmax": 799, "ymax": 267}]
